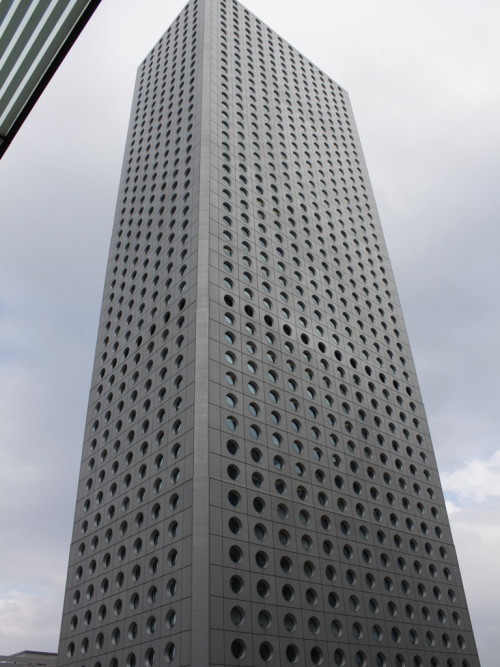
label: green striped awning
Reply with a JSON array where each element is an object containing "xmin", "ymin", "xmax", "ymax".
[{"xmin": 0, "ymin": 0, "xmax": 101, "ymax": 158}]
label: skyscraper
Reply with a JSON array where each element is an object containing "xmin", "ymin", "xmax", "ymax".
[{"xmin": 57, "ymin": 1, "xmax": 480, "ymax": 665}]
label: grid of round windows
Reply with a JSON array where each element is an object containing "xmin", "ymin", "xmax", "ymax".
[
  {"xmin": 211, "ymin": 1, "xmax": 476, "ymax": 665},
  {"xmin": 59, "ymin": 2, "xmax": 203, "ymax": 664},
  {"xmin": 61, "ymin": 1, "xmax": 477, "ymax": 666}
]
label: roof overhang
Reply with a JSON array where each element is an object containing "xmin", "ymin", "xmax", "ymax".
[{"xmin": 0, "ymin": 0, "xmax": 102, "ymax": 159}]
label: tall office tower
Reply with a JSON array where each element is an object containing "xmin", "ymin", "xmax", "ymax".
[{"xmin": 57, "ymin": 1, "xmax": 479, "ymax": 666}]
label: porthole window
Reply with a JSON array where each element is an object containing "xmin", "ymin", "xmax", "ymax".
[
  {"xmin": 300, "ymin": 535, "xmax": 312, "ymax": 551},
  {"xmin": 224, "ymin": 351, "xmax": 236, "ymax": 365},
  {"xmin": 254, "ymin": 522, "xmax": 267, "ymax": 539},
  {"xmin": 256, "ymin": 579, "xmax": 270, "ymax": 598},
  {"xmin": 227, "ymin": 464, "xmax": 240, "ymax": 481},
  {"xmin": 248, "ymin": 402, "xmax": 260, "ymax": 416},
  {"xmin": 230, "ymin": 606, "xmax": 245, "ymax": 626},
  {"xmin": 259, "ymin": 642, "xmax": 273, "ymax": 662},
  {"xmin": 285, "ymin": 644, "xmax": 299, "ymax": 663},
  {"xmin": 355, "ymin": 650, "xmax": 367, "ymax": 666},
  {"xmin": 228, "ymin": 517, "xmax": 242, "ymax": 534},
  {"xmin": 231, "ymin": 639, "xmax": 246, "ymax": 660},
  {"xmin": 229, "ymin": 546, "xmax": 242, "ymax": 563},
  {"xmin": 226, "ymin": 393, "xmax": 237, "ymax": 407},
  {"xmin": 249, "ymin": 424, "xmax": 261, "ymax": 439},
  {"xmin": 252, "ymin": 472, "xmax": 264, "ymax": 488},
  {"xmin": 332, "ymin": 649, "xmax": 348, "ymax": 667},
  {"xmin": 226, "ymin": 439, "xmax": 238, "ymax": 456},
  {"xmin": 165, "ymin": 643, "xmax": 176, "ymax": 663},
  {"xmin": 255, "ymin": 551, "xmax": 268, "ymax": 568},
  {"xmin": 273, "ymin": 455, "xmax": 284, "ymax": 470},
  {"xmin": 226, "ymin": 416, "xmax": 238, "ymax": 431},
  {"xmin": 166, "ymin": 610, "xmax": 177, "ymax": 628}
]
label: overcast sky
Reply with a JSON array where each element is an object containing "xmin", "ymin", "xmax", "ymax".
[{"xmin": 0, "ymin": 0, "xmax": 499, "ymax": 663}]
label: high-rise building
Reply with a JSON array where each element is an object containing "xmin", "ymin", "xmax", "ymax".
[{"xmin": 56, "ymin": 1, "xmax": 480, "ymax": 666}]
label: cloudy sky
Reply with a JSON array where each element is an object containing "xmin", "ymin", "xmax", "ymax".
[{"xmin": 0, "ymin": 0, "xmax": 498, "ymax": 663}]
